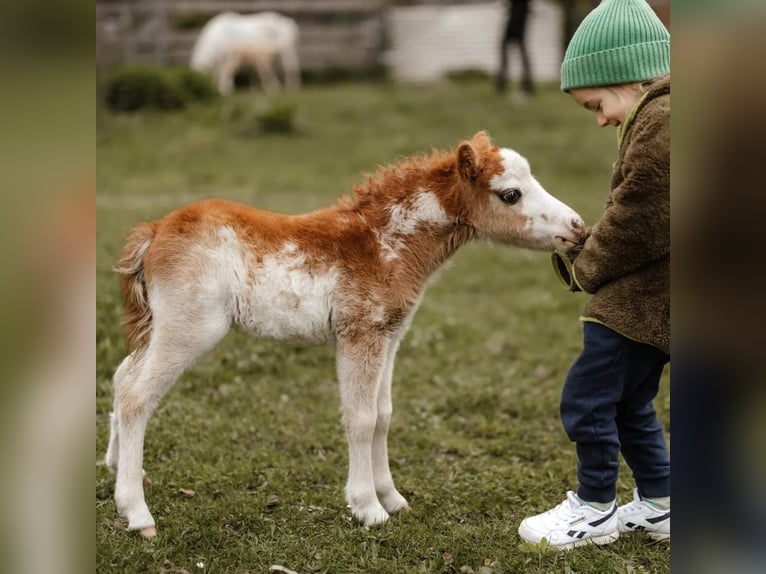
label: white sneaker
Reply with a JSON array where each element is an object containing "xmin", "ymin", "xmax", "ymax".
[
  {"xmin": 617, "ymin": 488, "xmax": 670, "ymax": 540},
  {"xmin": 518, "ymin": 491, "xmax": 619, "ymax": 550}
]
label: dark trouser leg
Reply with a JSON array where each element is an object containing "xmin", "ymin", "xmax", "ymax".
[
  {"xmin": 496, "ymin": 35, "xmax": 510, "ymax": 92},
  {"xmin": 617, "ymin": 358, "xmax": 671, "ymax": 499},
  {"xmin": 518, "ymin": 38, "xmax": 534, "ymax": 95},
  {"xmin": 561, "ymin": 323, "xmax": 669, "ymax": 503}
]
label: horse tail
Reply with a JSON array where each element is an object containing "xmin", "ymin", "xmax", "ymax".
[{"xmin": 114, "ymin": 222, "xmax": 157, "ymax": 353}]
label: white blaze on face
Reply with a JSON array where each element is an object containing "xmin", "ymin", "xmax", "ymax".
[
  {"xmin": 490, "ymin": 148, "xmax": 583, "ymax": 245},
  {"xmin": 377, "ymin": 189, "xmax": 451, "ymax": 261}
]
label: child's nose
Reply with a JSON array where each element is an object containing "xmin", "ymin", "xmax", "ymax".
[{"xmin": 597, "ymin": 114, "xmax": 609, "ymax": 128}]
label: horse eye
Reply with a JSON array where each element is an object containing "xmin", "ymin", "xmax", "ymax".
[{"xmin": 499, "ymin": 188, "xmax": 522, "ymax": 205}]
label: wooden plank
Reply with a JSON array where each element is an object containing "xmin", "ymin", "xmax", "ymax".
[{"xmin": 172, "ymin": 0, "xmax": 385, "ymax": 15}]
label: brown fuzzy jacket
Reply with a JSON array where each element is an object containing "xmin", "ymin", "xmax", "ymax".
[{"xmin": 571, "ymin": 76, "xmax": 670, "ymax": 354}]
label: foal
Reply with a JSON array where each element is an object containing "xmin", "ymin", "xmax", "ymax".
[{"xmin": 105, "ymin": 131, "xmax": 584, "ymax": 537}]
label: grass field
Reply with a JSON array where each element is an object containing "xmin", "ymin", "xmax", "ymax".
[{"xmin": 96, "ymin": 80, "xmax": 670, "ymax": 573}]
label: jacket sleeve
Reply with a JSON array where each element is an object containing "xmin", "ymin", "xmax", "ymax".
[
  {"xmin": 571, "ymin": 102, "xmax": 670, "ymax": 294},
  {"xmin": 550, "ymin": 230, "xmax": 589, "ymax": 292},
  {"xmin": 551, "ymin": 252, "xmax": 582, "ymax": 292}
]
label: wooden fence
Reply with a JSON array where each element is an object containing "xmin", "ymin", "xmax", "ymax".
[{"xmin": 96, "ymin": 0, "xmax": 387, "ymax": 70}]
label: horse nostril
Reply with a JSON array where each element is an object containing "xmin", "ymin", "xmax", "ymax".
[{"xmin": 571, "ymin": 218, "xmax": 584, "ymax": 231}]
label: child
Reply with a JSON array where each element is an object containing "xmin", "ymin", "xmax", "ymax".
[{"xmin": 518, "ymin": 0, "xmax": 670, "ymax": 550}]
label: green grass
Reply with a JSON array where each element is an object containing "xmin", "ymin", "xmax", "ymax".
[{"xmin": 97, "ymin": 82, "xmax": 670, "ymax": 573}]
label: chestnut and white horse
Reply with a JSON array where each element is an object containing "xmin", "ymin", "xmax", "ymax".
[
  {"xmin": 105, "ymin": 131, "xmax": 585, "ymax": 537},
  {"xmin": 190, "ymin": 11, "xmax": 301, "ymax": 95}
]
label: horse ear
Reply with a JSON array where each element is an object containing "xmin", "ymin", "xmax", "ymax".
[
  {"xmin": 457, "ymin": 141, "xmax": 480, "ymax": 181},
  {"xmin": 470, "ymin": 130, "xmax": 491, "ymax": 148}
]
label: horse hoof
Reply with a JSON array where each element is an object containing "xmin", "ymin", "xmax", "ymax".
[
  {"xmin": 361, "ymin": 507, "xmax": 390, "ymax": 528},
  {"xmin": 379, "ymin": 491, "xmax": 410, "ymax": 514},
  {"xmin": 138, "ymin": 526, "xmax": 157, "ymax": 538}
]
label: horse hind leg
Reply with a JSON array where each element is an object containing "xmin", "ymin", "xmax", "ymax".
[
  {"xmin": 112, "ymin": 347, "xmax": 183, "ymax": 537},
  {"xmin": 104, "ymin": 411, "xmax": 119, "ymax": 471},
  {"xmin": 105, "ymin": 355, "xmax": 153, "ymax": 489},
  {"xmin": 113, "ymin": 311, "xmax": 230, "ymax": 537},
  {"xmin": 105, "ymin": 354, "xmax": 136, "ymax": 472}
]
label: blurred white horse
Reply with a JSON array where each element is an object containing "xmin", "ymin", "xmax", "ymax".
[{"xmin": 190, "ymin": 11, "xmax": 301, "ymax": 95}]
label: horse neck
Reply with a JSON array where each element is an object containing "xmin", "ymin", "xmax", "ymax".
[
  {"xmin": 393, "ymin": 219, "xmax": 476, "ymax": 283},
  {"xmin": 345, "ymin": 167, "xmax": 476, "ymax": 280}
]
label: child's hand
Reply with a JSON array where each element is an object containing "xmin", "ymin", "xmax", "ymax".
[
  {"xmin": 557, "ymin": 227, "xmax": 590, "ymax": 261},
  {"xmin": 566, "ymin": 241, "xmax": 584, "ymax": 262}
]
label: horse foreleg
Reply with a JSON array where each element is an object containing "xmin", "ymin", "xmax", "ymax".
[
  {"xmin": 253, "ymin": 52, "xmax": 281, "ymax": 95},
  {"xmin": 372, "ymin": 334, "xmax": 409, "ymax": 514},
  {"xmin": 216, "ymin": 53, "xmax": 239, "ymax": 95},
  {"xmin": 280, "ymin": 46, "xmax": 301, "ymax": 90},
  {"xmin": 337, "ymin": 335, "xmax": 389, "ymax": 527}
]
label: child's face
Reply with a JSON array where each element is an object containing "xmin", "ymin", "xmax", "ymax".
[{"xmin": 569, "ymin": 84, "xmax": 643, "ymax": 128}]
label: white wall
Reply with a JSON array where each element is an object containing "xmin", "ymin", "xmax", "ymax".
[{"xmin": 386, "ymin": 0, "xmax": 563, "ymax": 83}]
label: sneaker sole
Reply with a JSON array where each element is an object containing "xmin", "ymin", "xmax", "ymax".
[
  {"xmin": 648, "ymin": 532, "xmax": 670, "ymax": 541},
  {"xmin": 618, "ymin": 527, "xmax": 670, "ymax": 541},
  {"xmin": 520, "ymin": 530, "xmax": 619, "ymax": 551},
  {"xmin": 561, "ymin": 531, "xmax": 620, "ymax": 550}
]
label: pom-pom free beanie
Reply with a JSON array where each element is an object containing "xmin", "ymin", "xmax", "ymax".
[{"xmin": 560, "ymin": 0, "xmax": 670, "ymax": 92}]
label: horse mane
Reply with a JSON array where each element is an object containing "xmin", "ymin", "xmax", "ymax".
[{"xmin": 337, "ymin": 148, "xmax": 458, "ymax": 213}]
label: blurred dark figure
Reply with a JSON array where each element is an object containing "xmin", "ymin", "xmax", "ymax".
[
  {"xmin": 496, "ymin": 0, "xmax": 534, "ymax": 99},
  {"xmin": 672, "ymin": 21, "xmax": 766, "ymax": 574}
]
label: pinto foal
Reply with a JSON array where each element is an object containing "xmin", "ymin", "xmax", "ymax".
[{"xmin": 105, "ymin": 131, "xmax": 585, "ymax": 537}]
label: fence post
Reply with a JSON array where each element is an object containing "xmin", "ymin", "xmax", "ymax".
[{"xmin": 155, "ymin": 0, "xmax": 168, "ymax": 65}]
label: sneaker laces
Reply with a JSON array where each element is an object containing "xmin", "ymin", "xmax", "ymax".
[
  {"xmin": 621, "ymin": 489, "xmax": 645, "ymax": 514},
  {"xmin": 543, "ymin": 491, "xmax": 588, "ymax": 526}
]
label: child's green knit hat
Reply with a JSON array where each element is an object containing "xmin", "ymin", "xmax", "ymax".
[{"xmin": 560, "ymin": 0, "xmax": 670, "ymax": 92}]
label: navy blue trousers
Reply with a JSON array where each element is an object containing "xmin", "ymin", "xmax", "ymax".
[{"xmin": 560, "ymin": 322, "xmax": 670, "ymax": 503}]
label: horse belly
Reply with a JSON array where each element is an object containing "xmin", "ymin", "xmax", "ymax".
[{"xmin": 235, "ymin": 263, "xmax": 338, "ymax": 345}]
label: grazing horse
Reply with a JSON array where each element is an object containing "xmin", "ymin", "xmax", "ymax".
[
  {"xmin": 190, "ymin": 11, "xmax": 301, "ymax": 95},
  {"xmin": 104, "ymin": 131, "xmax": 585, "ymax": 537}
]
